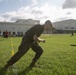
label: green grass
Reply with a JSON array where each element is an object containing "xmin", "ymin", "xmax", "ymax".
[{"xmin": 0, "ymin": 34, "xmax": 76, "ymax": 75}]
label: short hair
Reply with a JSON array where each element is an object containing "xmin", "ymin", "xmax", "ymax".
[{"xmin": 45, "ymin": 20, "xmax": 52, "ymax": 27}]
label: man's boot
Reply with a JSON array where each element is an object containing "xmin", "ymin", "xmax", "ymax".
[
  {"xmin": 2, "ymin": 64, "xmax": 9, "ymax": 71},
  {"xmin": 29, "ymin": 61, "xmax": 36, "ymax": 69}
]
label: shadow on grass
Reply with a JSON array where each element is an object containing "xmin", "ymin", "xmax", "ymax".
[
  {"xmin": 0, "ymin": 68, "xmax": 6, "ymax": 75},
  {"xmin": 18, "ymin": 66, "xmax": 32, "ymax": 75},
  {"xmin": 70, "ymin": 44, "xmax": 76, "ymax": 46},
  {"xmin": 0, "ymin": 39, "xmax": 5, "ymax": 41}
]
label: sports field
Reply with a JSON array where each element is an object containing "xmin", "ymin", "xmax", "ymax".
[{"xmin": 0, "ymin": 34, "xmax": 76, "ymax": 75}]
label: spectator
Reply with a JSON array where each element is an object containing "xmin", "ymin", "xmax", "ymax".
[
  {"xmin": 17, "ymin": 31, "xmax": 21, "ymax": 36},
  {"xmin": 5, "ymin": 30, "xmax": 9, "ymax": 38},
  {"xmin": 13, "ymin": 32, "xmax": 16, "ymax": 37},
  {"xmin": 3, "ymin": 31, "xmax": 6, "ymax": 38},
  {"xmin": 71, "ymin": 31, "xmax": 74, "ymax": 37},
  {"xmin": 0, "ymin": 30, "xmax": 2, "ymax": 36}
]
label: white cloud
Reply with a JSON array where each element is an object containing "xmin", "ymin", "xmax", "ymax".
[
  {"xmin": 0, "ymin": 3, "xmax": 76, "ymax": 23},
  {"xmin": 32, "ymin": 0, "xmax": 38, "ymax": 5},
  {"xmin": 0, "ymin": 16, "xmax": 5, "ymax": 21},
  {"xmin": 62, "ymin": 0, "xmax": 76, "ymax": 9}
]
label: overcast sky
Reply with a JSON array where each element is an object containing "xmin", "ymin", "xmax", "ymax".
[{"xmin": 0, "ymin": 0, "xmax": 76, "ymax": 23}]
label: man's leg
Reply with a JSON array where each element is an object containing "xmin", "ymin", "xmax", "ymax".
[
  {"xmin": 30, "ymin": 42, "xmax": 43, "ymax": 68},
  {"xmin": 3, "ymin": 37, "xmax": 31, "ymax": 70}
]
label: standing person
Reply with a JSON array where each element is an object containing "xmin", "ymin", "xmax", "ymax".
[
  {"xmin": 71, "ymin": 31, "xmax": 74, "ymax": 37},
  {"xmin": 13, "ymin": 32, "xmax": 16, "ymax": 37},
  {"xmin": 3, "ymin": 31, "xmax": 6, "ymax": 38},
  {"xmin": 0, "ymin": 30, "xmax": 2, "ymax": 36},
  {"xmin": 5, "ymin": 30, "xmax": 9, "ymax": 38},
  {"xmin": 3, "ymin": 20, "xmax": 53, "ymax": 71}
]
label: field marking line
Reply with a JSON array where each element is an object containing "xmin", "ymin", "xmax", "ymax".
[
  {"xmin": 11, "ymin": 38, "xmax": 14, "ymax": 56},
  {"xmin": 10, "ymin": 37, "xmax": 18, "ymax": 75}
]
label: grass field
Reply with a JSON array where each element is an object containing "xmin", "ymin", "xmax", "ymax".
[{"xmin": 0, "ymin": 34, "xmax": 76, "ymax": 75}]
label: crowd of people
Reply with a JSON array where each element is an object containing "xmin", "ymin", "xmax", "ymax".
[{"xmin": 0, "ymin": 30, "xmax": 24, "ymax": 38}]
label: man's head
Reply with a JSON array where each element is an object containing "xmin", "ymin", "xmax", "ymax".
[{"xmin": 44, "ymin": 20, "xmax": 53, "ymax": 31}]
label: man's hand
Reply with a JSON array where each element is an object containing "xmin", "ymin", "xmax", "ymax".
[
  {"xmin": 41, "ymin": 39, "xmax": 45, "ymax": 43},
  {"xmin": 33, "ymin": 35, "xmax": 45, "ymax": 43},
  {"xmin": 38, "ymin": 38, "xmax": 45, "ymax": 43}
]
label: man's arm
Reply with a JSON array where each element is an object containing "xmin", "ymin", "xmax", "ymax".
[{"xmin": 33, "ymin": 35, "xmax": 45, "ymax": 43}]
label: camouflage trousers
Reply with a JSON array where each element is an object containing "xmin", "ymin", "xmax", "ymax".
[{"xmin": 7, "ymin": 36, "xmax": 43, "ymax": 66}]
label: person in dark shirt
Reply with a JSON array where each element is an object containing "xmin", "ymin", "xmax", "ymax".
[
  {"xmin": 3, "ymin": 20, "xmax": 53, "ymax": 70},
  {"xmin": 71, "ymin": 31, "xmax": 74, "ymax": 37}
]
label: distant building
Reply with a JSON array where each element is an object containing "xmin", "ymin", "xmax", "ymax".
[
  {"xmin": 0, "ymin": 19, "xmax": 40, "ymax": 35},
  {"xmin": 0, "ymin": 19, "xmax": 76, "ymax": 35},
  {"xmin": 53, "ymin": 19, "xmax": 76, "ymax": 33}
]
